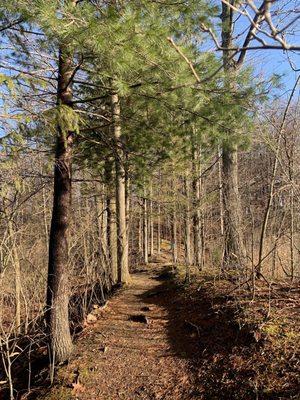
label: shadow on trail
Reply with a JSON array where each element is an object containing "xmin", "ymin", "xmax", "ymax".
[{"xmin": 139, "ymin": 266, "xmax": 295, "ymax": 400}]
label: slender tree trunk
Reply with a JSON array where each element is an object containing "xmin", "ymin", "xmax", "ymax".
[
  {"xmin": 111, "ymin": 89, "xmax": 129, "ymax": 284},
  {"xmin": 102, "ymin": 191, "xmax": 108, "ymax": 259},
  {"xmin": 257, "ymin": 76, "xmax": 299, "ymax": 275},
  {"xmin": 39, "ymin": 154, "xmax": 49, "ymax": 247},
  {"xmin": 290, "ymin": 187, "xmax": 294, "ymax": 281},
  {"xmin": 104, "ymin": 161, "xmax": 118, "ymax": 284},
  {"xmin": 218, "ymin": 146, "xmax": 224, "ymax": 237},
  {"xmin": 192, "ymin": 145, "xmax": 202, "ymax": 269},
  {"xmin": 184, "ymin": 176, "xmax": 192, "ymax": 282},
  {"xmin": 83, "ymin": 197, "xmax": 91, "ymax": 279},
  {"xmin": 8, "ymin": 219, "xmax": 21, "ymax": 334},
  {"xmin": 125, "ymin": 171, "xmax": 130, "ymax": 260},
  {"xmin": 107, "ymin": 195, "xmax": 118, "ymax": 284},
  {"xmin": 149, "ymin": 183, "xmax": 154, "ymax": 257},
  {"xmin": 143, "ymin": 193, "xmax": 149, "ymax": 264},
  {"xmin": 46, "ymin": 44, "xmax": 74, "ymax": 363},
  {"xmin": 95, "ymin": 184, "xmax": 102, "ymax": 249},
  {"xmin": 172, "ymin": 208, "xmax": 178, "ymax": 265},
  {"xmin": 138, "ymin": 205, "xmax": 143, "ymax": 253},
  {"xmin": 157, "ymin": 202, "xmax": 161, "ymax": 254}
]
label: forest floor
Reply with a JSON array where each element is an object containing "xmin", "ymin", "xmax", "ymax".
[{"xmin": 26, "ymin": 253, "xmax": 299, "ymax": 400}]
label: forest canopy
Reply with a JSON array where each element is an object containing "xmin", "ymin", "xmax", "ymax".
[{"xmin": 0, "ymin": 1, "xmax": 299, "ymax": 399}]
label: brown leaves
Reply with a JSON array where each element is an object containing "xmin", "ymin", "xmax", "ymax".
[
  {"xmin": 71, "ymin": 381, "xmax": 85, "ymax": 396},
  {"xmin": 86, "ymin": 313, "xmax": 97, "ymax": 324}
]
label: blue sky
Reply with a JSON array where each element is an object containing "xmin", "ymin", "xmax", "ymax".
[
  {"xmin": 248, "ymin": 48, "xmax": 300, "ymax": 94},
  {"xmin": 233, "ymin": 0, "xmax": 300, "ymax": 98}
]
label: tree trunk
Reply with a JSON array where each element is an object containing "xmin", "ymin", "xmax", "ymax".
[
  {"xmin": 289, "ymin": 188, "xmax": 294, "ymax": 281},
  {"xmin": 46, "ymin": 45, "xmax": 74, "ymax": 363},
  {"xmin": 184, "ymin": 176, "xmax": 192, "ymax": 282},
  {"xmin": 102, "ymin": 191, "xmax": 108, "ymax": 260},
  {"xmin": 222, "ymin": 148, "xmax": 247, "ymax": 269},
  {"xmin": 218, "ymin": 146, "xmax": 224, "ymax": 237},
  {"xmin": 107, "ymin": 194, "xmax": 118, "ymax": 284},
  {"xmin": 157, "ymin": 202, "xmax": 161, "ymax": 254},
  {"xmin": 172, "ymin": 208, "xmax": 178, "ymax": 265},
  {"xmin": 138, "ymin": 205, "xmax": 143, "ymax": 253},
  {"xmin": 111, "ymin": 89, "xmax": 129, "ymax": 284},
  {"xmin": 149, "ymin": 183, "xmax": 154, "ymax": 257},
  {"xmin": 143, "ymin": 194, "xmax": 149, "ymax": 264},
  {"xmin": 102, "ymin": 161, "xmax": 117, "ymax": 284},
  {"xmin": 192, "ymin": 145, "xmax": 202, "ymax": 269},
  {"xmin": 8, "ymin": 219, "xmax": 21, "ymax": 334},
  {"xmin": 257, "ymin": 76, "xmax": 299, "ymax": 275},
  {"xmin": 221, "ymin": 0, "xmax": 247, "ymax": 271},
  {"xmin": 125, "ymin": 171, "xmax": 130, "ymax": 260}
]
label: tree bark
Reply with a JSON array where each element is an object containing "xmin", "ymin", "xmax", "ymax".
[
  {"xmin": 107, "ymin": 194, "xmax": 118, "ymax": 284},
  {"xmin": 221, "ymin": 0, "xmax": 247, "ymax": 271},
  {"xmin": 149, "ymin": 183, "xmax": 154, "ymax": 257},
  {"xmin": 222, "ymin": 148, "xmax": 247, "ymax": 270},
  {"xmin": 192, "ymin": 145, "xmax": 202, "ymax": 269},
  {"xmin": 8, "ymin": 219, "xmax": 21, "ymax": 334},
  {"xmin": 102, "ymin": 191, "xmax": 108, "ymax": 260},
  {"xmin": 105, "ymin": 160, "xmax": 118, "ymax": 284},
  {"xmin": 218, "ymin": 146, "xmax": 224, "ymax": 238},
  {"xmin": 138, "ymin": 205, "xmax": 143, "ymax": 253},
  {"xmin": 143, "ymin": 193, "xmax": 149, "ymax": 264},
  {"xmin": 125, "ymin": 170, "xmax": 130, "ymax": 259},
  {"xmin": 172, "ymin": 208, "xmax": 178, "ymax": 265},
  {"xmin": 111, "ymin": 89, "xmax": 130, "ymax": 284},
  {"xmin": 46, "ymin": 45, "xmax": 74, "ymax": 363},
  {"xmin": 184, "ymin": 176, "xmax": 192, "ymax": 282},
  {"xmin": 157, "ymin": 201, "xmax": 161, "ymax": 254}
]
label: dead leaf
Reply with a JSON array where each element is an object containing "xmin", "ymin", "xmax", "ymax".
[
  {"xmin": 86, "ymin": 313, "xmax": 97, "ymax": 324},
  {"xmin": 253, "ymin": 330, "xmax": 262, "ymax": 342},
  {"xmin": 72, "ymin": 381, "xmax": 85, "ymax": 396}
]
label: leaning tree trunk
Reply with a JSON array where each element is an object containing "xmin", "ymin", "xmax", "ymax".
[
  {"xmin": 46, "ymin": 44, "xmax": 74, "ymax": 363},
  {"xmin": 111, "ymin": 88, "xmax": 130, "ymax": 284},
  {"xmin": 221, "ymin": 0, "xmax": 247, "ymax": 271}
]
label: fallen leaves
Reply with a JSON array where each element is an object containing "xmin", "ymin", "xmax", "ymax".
[
  {"xmin": 85, "ymin": 313, "xmax": 97, "ymax": 325},
  {"xmin": 71, "ymin": 381, "xmax": 85, "ymax": 396}
]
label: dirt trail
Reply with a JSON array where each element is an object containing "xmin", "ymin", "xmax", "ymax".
[
  {"xmin": 63, "ymin": 265, "xmax": 197, "ymax": 400},
  {"xmin": 38, "ymin": 260, "xmax": 299, "ymax": 400}
]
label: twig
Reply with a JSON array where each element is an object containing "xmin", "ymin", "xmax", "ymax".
[{"xmin": 167, "ymin": 37, "xmax": 201, "ymax": 83}]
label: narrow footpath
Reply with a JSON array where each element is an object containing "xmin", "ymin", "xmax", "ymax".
[
  {"xmin": 45, "ymin": 261, "xmax": 202, "ymax": 400},
  {"xmin": 73, "ymin": 265, "xmax": 197, "ymax": 399}
]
